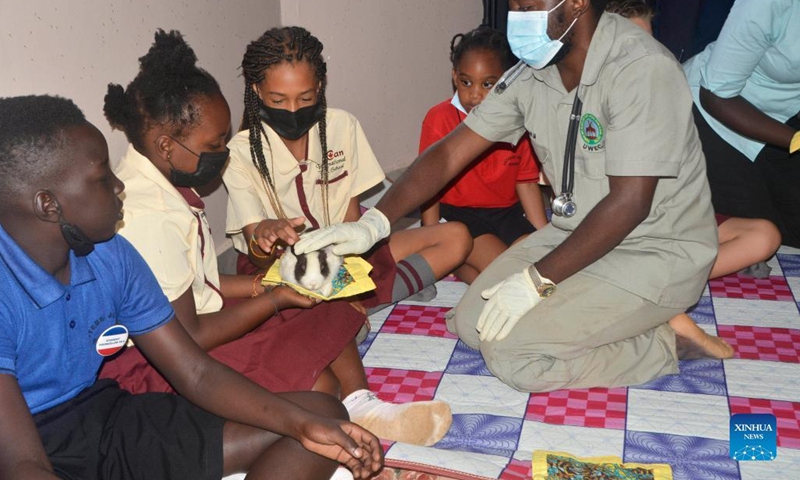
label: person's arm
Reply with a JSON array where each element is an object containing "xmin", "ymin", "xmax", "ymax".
[
  {"xmin": 218, "ymin": 274, "xmax": 261, "ymax": 299},
  {"xmin": 514, "ymin": 133, "xmax": 548, "ymax": 229},
  {"xmin": 293, "ymin": 124, "xmax": 494, "ymax": 255},
  {"xmin": 696, "ymin": 0, "xmax": 796, "ymax": 150},
  {"xmin": 170, "ymin": 283, "xmax": 316, "ymax": 351},
  {"xmin": 223, "ymin": 138, "xmax": 308, "ymax": 255},
  {"xmin": 420, "ymin": 200, "xmax": 441, "ymax": 227},
  {"xmin": 133, "ymin": 319, "xmax": 383, "ymax": 476},
  {"xmin": 378, "ymin": 124, "xmax": 495, "ymax": 223},
  {"xmin": 245, "ymin": 218, "xmax": 307, "ymax": 267},
  {"xmin": 476, "ymin": 175, "xmax": 657, "ymax": 342},
  {"xmin": 417, "ymin": 103, "xmax": 451, "ymax": 228},
  {"xmin": 699, "ymin": 88, "xmax": 795, "ymax": 150},
  {"xmin": 0, "ymin": 374, "xmax": 58, "ymax": 480},
  {"xmin": 535, "ymin": 175, "xmax": 657, "ymax": 282},
  {"xmin": 0, "ymin": 375, "xmax": 61, "ymax": 480},
  {"xmin": 343, "ymin": 197, "xmax": 362, "ymax": 223},
  {"xmin": 515, "ymin": 182, "xmax": 548, "ymax": 230}
]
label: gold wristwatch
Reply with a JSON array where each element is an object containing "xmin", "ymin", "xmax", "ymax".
[{"xmin": 527, "ymin": 265, "xmax": 556, "ymax": 298}]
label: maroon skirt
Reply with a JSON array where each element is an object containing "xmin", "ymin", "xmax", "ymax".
[
  {"xmin": 99, "ymin": 298, "xmax": 365, "ymax": 394},
  {"xmin": 237, "ymin": 239, "xmax": 398, "ymax": 309}
]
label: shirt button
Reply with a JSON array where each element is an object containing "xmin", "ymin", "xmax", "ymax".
[
  {"xmin": 69, "ymin": 320, "xmax": 76, "ymax": 329},
  {"xmin": 66, "ymin": 294, "xmax": 71, "ymax": 301}
]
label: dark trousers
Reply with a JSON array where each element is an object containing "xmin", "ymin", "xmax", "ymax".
[{"xmin": 693, "ymin": 106, "xmax": 800, "ymax": 248}]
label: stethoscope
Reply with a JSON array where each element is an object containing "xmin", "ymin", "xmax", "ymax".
[{"xmin": 496, "ymin": 60, "xmax": 581, "ymax": 218}]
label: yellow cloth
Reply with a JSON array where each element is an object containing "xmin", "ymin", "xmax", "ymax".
[
  {"xmin": 532, "ymin": 450, "xmax": 673, "ymax": 480},
  {"xmin": 263, "ymin": 256, "xmax": 376, "ymax": 301},
  {"xmin": 790, "ymin": 131, "xmax": 800, "ymax": 154}
]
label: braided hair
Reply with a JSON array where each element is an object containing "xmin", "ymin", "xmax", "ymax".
[
  {"xmin": 450, "ymin": 26, "xmax": 517, "ymax": 72},
  {"xmin": 103, "ymin": 29, "xmax": 221, "ymax": 151},
  {"xmin": 240, "ymin": 26, "xmax": 330, "ymax": 223}
]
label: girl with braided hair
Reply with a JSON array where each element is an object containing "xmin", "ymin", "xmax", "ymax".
[
  {"xmin": 95, "ymin": 30, "xmax": 386, "ymax": 479},
  {"xmin": 223, "ymin": 26, "xmax": 463, "ymax": 446},
  {"xmin": 419, "ymin": 26, "xmax": 548, "ymax": 285}
]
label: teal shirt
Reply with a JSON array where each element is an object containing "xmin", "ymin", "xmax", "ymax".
[{"xmin": 683, "ymin": 0, "xmax": 800, "ymax": 161}]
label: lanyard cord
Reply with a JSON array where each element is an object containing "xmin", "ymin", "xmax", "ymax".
[{"xmin": 561, "ymin": 91, "xmax": 583, "ymax": 197}]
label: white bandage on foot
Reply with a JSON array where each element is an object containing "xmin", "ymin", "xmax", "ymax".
[{"xmin": 343, "ymin": 389, "xmax": 452, "ymax": 447}]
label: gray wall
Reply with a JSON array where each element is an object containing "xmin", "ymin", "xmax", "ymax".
[
  {"xmin": 1, "ymin": 0, "xmax": 483, "ymax": 249},
  {"xmin": 281, "ymin": 0, "xmax": 484, "ymax": 174},
  {"xmin": 1, "ymin": 0, "xmax": 282, "ymax": 250}
]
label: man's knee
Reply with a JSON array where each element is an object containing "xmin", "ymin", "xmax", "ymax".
[
  {"xmin": 480, "ymin": 339, "xmax": 563, "ymax": 393},
  {"xmin": 451, "ymin": 297, "xmax": 481, "ymax": 349}
]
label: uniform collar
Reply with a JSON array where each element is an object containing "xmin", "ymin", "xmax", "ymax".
[
  {"xmin": 580, "ymin": 12, "xmax": 615, "ymax": 86},
  {"xmin": 0, "ymin": 223, "xmax": 96, "ymax": 308},
  {"xmin": 531, "ymin": 12, "xmax": 616, "ymax": 92},
  {"xmin": 120, "ymin": 144, "xmax": 201, "ymax": 210},
  {"xmin": 261, "ymin": 121, "xmax": 322, "ymax": 176}
]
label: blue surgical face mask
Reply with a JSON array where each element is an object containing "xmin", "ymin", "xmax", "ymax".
[{"xmin": 507, "ymin": 0, "xmax": 578, "ymax": 69}]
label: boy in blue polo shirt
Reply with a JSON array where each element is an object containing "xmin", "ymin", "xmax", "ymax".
[{"xmin": 0, "ymin": 95, "xmax": 382, "ymax": 480}]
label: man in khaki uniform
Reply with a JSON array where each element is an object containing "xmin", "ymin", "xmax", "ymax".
[{"xmin": 297, "ymin": 0, "xmax": 734, "ymax": 392}]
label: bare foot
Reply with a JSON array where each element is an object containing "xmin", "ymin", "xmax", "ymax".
[{"xmin": 669, "ymin": 313, "xmax": 734, "ymax": 360}]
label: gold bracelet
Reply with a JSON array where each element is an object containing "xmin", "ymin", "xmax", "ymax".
[
  {"xmin": 249, "ymin": 235, "xmax": 270, "ymax": 259},
  {"xmin": 251, "ymin": 273, "xmax": 265, "ymax": 298}
]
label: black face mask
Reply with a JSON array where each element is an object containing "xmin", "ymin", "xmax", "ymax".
[
  {"xmin": 258, "ymin": 102, "xmax": 324, "ymax": 140},
  {"xmin": 60, "ymin": 219, "xmax": 95, "ymax": 257},
  {"xmin": 168, "ymin": 137, "xmax": 230, "ymax": 188}
]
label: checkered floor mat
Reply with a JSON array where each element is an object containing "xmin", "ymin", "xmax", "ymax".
[{"xmin": 362, "ymin": 246, "xmax": 800, "ymax": 480}]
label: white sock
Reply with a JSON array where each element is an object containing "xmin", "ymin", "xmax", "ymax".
[
  {"xmin": 342, "ymin": 389, "xmax": 381, "ymax": 416},
  {"xmin": 329, "ymin": 466, "xmax": 354, "ymax": 480},
  {"xmin": 342, "ymin": 389, "xmax": 452, "ymax": 447}
]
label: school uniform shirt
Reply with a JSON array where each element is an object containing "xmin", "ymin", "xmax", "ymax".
[
  {"xmin": 0, "ymin": 225, "xmax": 173, "ymax": 414},
  {"xmin": 115, "ymin": 145, "xmax": 224, "ymax": 314},
  {"xmin": 683, "ymin": 0, "xmax": 800, "ymax": 161},
  {"xmin": 419, "ymin": 99, "xmax": 539, "ymax": 208},
  {"xmin": 464, "ymin": 12, "xmax": 717, "ymax": 309},
  {"xmin": 224, "ymin": 108, "xmax": 386, "ymax": 254}
]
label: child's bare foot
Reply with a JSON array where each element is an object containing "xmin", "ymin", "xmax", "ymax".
[{"xmin": 669, "ymin": 313, "xmax": 734, "ymax": 360}]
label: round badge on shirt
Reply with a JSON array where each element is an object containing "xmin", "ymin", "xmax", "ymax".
[
  {"xmin": 95, "ymin": 325, "xmax": 129, "ymax": 357},
  {"xmin": 580, "ymin": 113, "xmax": 604, "ymax": 149}
]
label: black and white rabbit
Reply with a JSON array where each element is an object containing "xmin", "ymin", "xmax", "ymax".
[{"xmin": 279, "ymin": 244, "xmax": 343, "ymax": 297}]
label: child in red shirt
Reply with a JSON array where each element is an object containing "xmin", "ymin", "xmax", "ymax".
[{"xmin": 419, "ymin": 26, "xmax": 548, "ymax": 284}]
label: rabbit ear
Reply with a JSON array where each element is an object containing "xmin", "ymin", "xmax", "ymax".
[{"xmin": 318, "ymin": 249, "xmax": 330, "ymax": 278}]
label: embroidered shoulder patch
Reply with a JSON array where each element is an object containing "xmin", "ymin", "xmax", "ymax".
[{"xmin": 580, "ymin": 113, "xmax": 604, "ymax": 147}]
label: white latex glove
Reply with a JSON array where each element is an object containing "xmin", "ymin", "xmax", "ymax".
[
  {"xmin": 476, "ymin": 268, "xmax": 543, "ymax": 342},
  {"xmin": 294, "ymin": 208, "xmax": 391, "ymax": 256}
]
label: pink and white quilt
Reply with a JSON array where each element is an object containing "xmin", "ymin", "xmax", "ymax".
[{"xmin": 361, "ymin": 246, "xmax": 800, "ymax": 480}]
